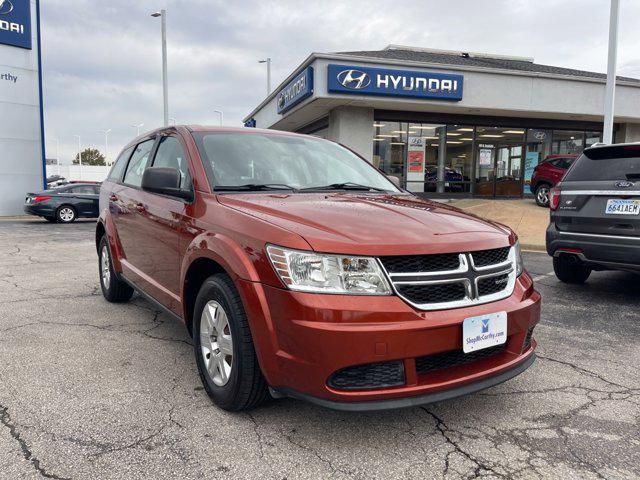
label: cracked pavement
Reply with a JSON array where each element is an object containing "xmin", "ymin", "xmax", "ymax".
[{"xmin": 0, "ymin": 217, "xmax": 638, "ymax": 479}]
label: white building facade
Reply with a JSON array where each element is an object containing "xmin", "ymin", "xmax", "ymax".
[{"xmin": 244, "ymin": 46, "xmax": 640, "ymax": 198}]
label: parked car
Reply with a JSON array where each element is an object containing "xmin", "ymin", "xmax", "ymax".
[
  {"xmin": 546, "ymin": 143, "xmax": 640, "ymax": 283},
  {"xmin": 424, "ymin": 165, "xmax": 464, "ymax": 191},
  {"xmin": 24, "ymin": 183, "xmax": 100, "ymax": 223},
  {"xmin": 530, "ymin": 154, "xmax": 578, "ymax": 207},
  {"xmin": 97, "ymin": 126, "xmax": 540, "ymax": 411}
]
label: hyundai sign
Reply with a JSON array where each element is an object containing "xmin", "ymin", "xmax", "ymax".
[
  {"xmin": 327, "ymin": 64, "xmax": 463, "ymax": 101},
  {"xmin": 276, "ymin": 67, "xmax": 313, "ymax": 114},
  {"xmin": 0, "ymin": 0, "xmax": 31, "ymax": 49}
]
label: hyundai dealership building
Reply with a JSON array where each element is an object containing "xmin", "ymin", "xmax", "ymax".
[
  {"xmin": 0, "ymin": 0, "xmax": 44, "ymax": 215},
  {"xmin": 244, "ymin": 45, "xmax": 640, "ymax": 198}
]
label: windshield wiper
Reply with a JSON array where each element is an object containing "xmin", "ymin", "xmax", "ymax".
[
  {"xmin": 299, "ymin": 182, "xmax": 388, "ymax": 192},
  {"xmin": 214, "ymin": 183, "xmax": 297, "ymax": 192}
]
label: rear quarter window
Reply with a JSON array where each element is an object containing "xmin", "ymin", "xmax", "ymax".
[{"xmin": 565, "ymin": 153, "xmax": 640, "ymax": 182}]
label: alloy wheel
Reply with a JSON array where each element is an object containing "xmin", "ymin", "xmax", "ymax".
[
  {"xmin": 59, "ymin": 207, "xmax": 75, "ymax": 222},
  {"xmin": 200, "ymin": 300, "xmax": 234, "ymax": 386},
  {"xmin": 537, "ymin": 186, "xmax": 549, "ymax": 206},
  {"xmin": 100, "ymin": 245, "xmax": 111, "ymax": 289}
]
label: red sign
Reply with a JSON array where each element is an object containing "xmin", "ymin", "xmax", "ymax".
[{"xmin": 408, "ymin": 151, "xmax": 424, "ymax": 173}]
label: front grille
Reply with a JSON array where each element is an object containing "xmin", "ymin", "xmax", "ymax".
[
  {"xmin": 522, "ymin": 327, "xmax": 535, "ymax": 352},
  {"xmin": 477, "ymin": 273, "xmax": 510, "ymax": 296},
  {"xmin": 381, "ymin": 246, "xmax": 516, "ymax": 310},
  {"xmin": 327, "ymin": 360, "xmax": 405, "ymax": 390},
  {"xmin": 396, "ymin": 282, "xmax": 466, "ymax": 304},
  {"xmin": 415, "ymin": 344, "xmax": 505, "ymax": 375},
  {"xmin": 471, "ymin": 247, "xmax": 510, "ymax": 267},
  {"xmin": 379, "ymin": 253, "xmax": 460, "ymax": 273}
]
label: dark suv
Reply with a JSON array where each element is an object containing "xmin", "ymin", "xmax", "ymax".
[
  {"xmin": 546, "ymin": 143, "xmax": 640, "ymax": 283},
  {"xmin": 97, "ymin": 126, "xmax": 539, "ymax": 412}
]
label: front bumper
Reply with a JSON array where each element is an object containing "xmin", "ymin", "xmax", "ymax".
[
  {"xmin": 238, "ymin": 272, "xmax": 540, "ymax": 410},
  {"xmin": 546, "ymin": 223, "xmax": 640, "ymax": 269}
]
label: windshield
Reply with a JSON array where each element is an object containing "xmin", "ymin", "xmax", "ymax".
[{"xmin": 193, "ymin": 132, "xmax": 400, "ymax": 192}]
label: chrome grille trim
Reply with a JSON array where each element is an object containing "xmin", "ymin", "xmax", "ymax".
[{"xmin": 378, "ymin": 247, "xmax": 517, "ymax": 311}]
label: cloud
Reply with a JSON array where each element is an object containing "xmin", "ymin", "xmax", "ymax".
[{"xmin": 41, "ymin": 0, "xmax": 640, "ymax": 163}]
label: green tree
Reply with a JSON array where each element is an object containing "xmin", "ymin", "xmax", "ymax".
[{"xmin": 73, "ymin": 148, "xmax": 106, "ymax": 166}]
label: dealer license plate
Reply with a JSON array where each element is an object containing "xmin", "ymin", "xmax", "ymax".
[
  {"xmin": 462, "ymin": 311, "xmax": 507, "ymax": 353},
  {"xmin": 605, "ymin": 199, "xmax": 640, "ymax": 215}
]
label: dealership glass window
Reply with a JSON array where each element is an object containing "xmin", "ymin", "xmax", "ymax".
[
  {"xmin": 551, "ymin": 130, "xmax": 584, "ymax": 155},
  {"xmin": 443, "ymin": 125, "xmax": 473, "ymax": 193},
  {"xmin": 474, "ymin": 127, "xmax": 524, "ymax": 196},
  {"xmin": 372, "ymin": 121, "xmax": 407, "ymax": 181},
  {"xmin": 524, "ymin": 129, "xmax": 552, "ymax": 194},
  {"xmin": 585, "ymin": 131, "xmax": 603, "ymax": 148},
  {"xmin": 404, "ymin": 123, "xmax": 445, "ymax": 192}
]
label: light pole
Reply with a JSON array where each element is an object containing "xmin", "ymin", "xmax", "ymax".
[
  {"xmin": 603, "ymin": 0, "xmax": 620, "ymax": 144},
  {"xmin": 213, "ymin": 109, "xmax": 223, "ymax": 126},
  {"xmin": 74, "ymin": 134, "xmax": 82, "ymax": 180},
  {"xmin": 131, "ymin": 123, "xmax": 144, "ymax": 136},
  {"xmin": 258, "ymin": 58, "xmax": 271, "ymax": 94},
  {"xmin": 100, "ymin": 129, "xmax": 111, "ymax": 165},
  {"xmin": 151, "ymin": 9, "xmax": 169, "ymax": 127}
]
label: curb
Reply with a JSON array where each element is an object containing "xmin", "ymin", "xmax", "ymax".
[{"xmin": 520, "ymin": 243, "xmax": 546, "ymax": 253}]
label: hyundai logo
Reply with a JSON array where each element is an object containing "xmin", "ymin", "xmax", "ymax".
[
  {"xmin": 481, "ymin": 318, "xmax": 490, "ymax": 334},
  {"xmin": 277, "ymin": 94, "xmax": 285, "ymax": 110},
  {"xmin": 533, "ymin": 131, "xmax": 547, "ymax": 140},
  {"xmin": 616, "ymin": 180, "xmax": 634, "ymax": 188},
  {"xmin": 0, "ymin": 0, "xmax": 13, "ymax": 15},
  {"xmin": 337, "ymin": 69, "xmax": 371, "ymax": 90}
]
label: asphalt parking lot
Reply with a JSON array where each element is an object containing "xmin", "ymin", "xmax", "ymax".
[{"xmin": 0, "ymin": 218, "xmax": 638, "ymax": 480}]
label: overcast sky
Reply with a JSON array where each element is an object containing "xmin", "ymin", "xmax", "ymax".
[{"xmin": 41, "ymin": 0, "xmax": 640, "ymax": 163}]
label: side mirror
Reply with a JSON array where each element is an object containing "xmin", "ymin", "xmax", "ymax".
[
  {"xmin": 386, "ymin": 174, "xmax": 402, "ymax": 189},
  {"xmin": 141, "ymin": 167, "xmax": 193, "ymax": 201}
]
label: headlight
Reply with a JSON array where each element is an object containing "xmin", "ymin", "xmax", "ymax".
[
  {"xmin": 266, "ymin": 245, "xmax": 392, "ymax": 295},
  {"xmin": 514, "ymin": 241, "xmax": 523, "ymax": 276}
]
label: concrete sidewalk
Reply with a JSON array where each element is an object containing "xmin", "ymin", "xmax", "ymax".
[{"xmin": 449, "ymin": 198, "xmax": 549, "ymax": 251}]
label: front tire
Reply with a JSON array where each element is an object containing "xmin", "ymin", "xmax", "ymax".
[
  {"xmin": 535, "ymin": 184, "xmax": 551, "ymax": 207},
  {"xmin": 98, "ymin": 235, "xmax": 134, "ymax": 302},
  {"xmin": 56, "ymin": 205, "xmax": 76, "ymax": 223},
  {"xmin": 553, "ymin": 256, "xmax": 591, "ymax": 284},
  {"xmin": 193, "ymin": 273, "xmax": 268, "ymax": 411}
]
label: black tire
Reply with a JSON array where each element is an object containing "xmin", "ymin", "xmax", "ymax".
[
  {"xmin": 553, "ymin": 256, "xmax": 591, "ymax": 284},
  {"xmin": 44, "ymin": 217, "xmax": 57, "ymax": 223},
  {"xmin": 535, "ymin": 183, "xmax": 551, "ymax": 207},
  {"xmin": 193, "ymin": 273, "xmax": 268, "ymax": 411},
  {"xmin": 56, "ymin": 205, "xmax": 77, "ymax": 223},
  {"xmin": 98, "ymin": 235, "xmax": 134, "ymax": 302}
]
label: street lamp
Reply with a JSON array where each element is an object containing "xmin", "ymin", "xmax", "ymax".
[
  {"xmin": 73, "ymin": 134, "xmax": 82, "ymax": 180},
  {"xmin": 99, "ymin": 129, "xmax": 111, "ymax": 165},
  {"xmin": 151, "ymin": 9, "xmax": 169, "ymax": 127},
  {"xmin": 258, "ymin": 58, "xmax": 271, "ymax": 94},
  {"xmin": 130, "ymin": 123, "xmax": 144, "ymax": 136},
  {"xmin": 213, "ymin": 109, "xmax": 223, "ymax": 126}
]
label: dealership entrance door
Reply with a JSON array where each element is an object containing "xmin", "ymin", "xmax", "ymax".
[{"xmin": 474, "ymin": 127, "xmax": 525, "ymax": 197}]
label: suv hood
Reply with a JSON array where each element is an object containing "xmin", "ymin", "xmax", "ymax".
[{"xmin": 217, "ymin": 193, "xmax": 511, "ymax": 255}]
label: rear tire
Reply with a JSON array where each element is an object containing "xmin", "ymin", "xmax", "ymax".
[
  {"xmin": 56, "ymin": 205, "xmax": 76, "ymax": 223},
  {"xmin": 193, "ymin": 273, "xmax": 268, "ymax": 411},
  {"xmin": 553, "ymin": 256, "xmax": 591, "ymax": 284},
  {"xmin": 535, "ymin": 184, "xmax": 551, "ymax": 207},
  {"xmin": 98, "ymin": 235, "xmax": 134, "ymax": 302}
]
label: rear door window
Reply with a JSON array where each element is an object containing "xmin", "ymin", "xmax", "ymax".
[
  {"xmin": 123, "ymin": 140, "xmax": 155, "ymax": 187},
  {"xmin": 565, "ymin": 153, "xmax": 640, "ymax": 182}
]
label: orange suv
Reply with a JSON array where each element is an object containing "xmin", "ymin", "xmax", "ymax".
[{"xmin": 97, "ymin": 126, "xmax": 540, "ymax": 411}]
